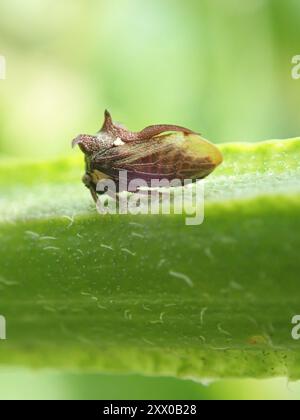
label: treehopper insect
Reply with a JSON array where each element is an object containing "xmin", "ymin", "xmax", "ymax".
[{"xmin": 72, "ymin": 110, "xmax": 223, "ymax": 202}]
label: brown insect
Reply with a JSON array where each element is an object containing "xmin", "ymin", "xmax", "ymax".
[{"xmin": 72, "ymin": 110, "xmax": 223, "ymax": 202}]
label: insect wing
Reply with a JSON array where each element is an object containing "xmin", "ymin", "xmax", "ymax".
[{"xmin": 92, "ymin": 133, "xmax": 222, "ymax": 182}]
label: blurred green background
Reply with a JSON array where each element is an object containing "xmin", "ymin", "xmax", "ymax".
[
  {"xmin": 1, "ymin": 0, "xmax": 300, "ymax": 399},
  {"xmin": 1, "ymin": 0, "xmax": 300, "ymax": 159}
]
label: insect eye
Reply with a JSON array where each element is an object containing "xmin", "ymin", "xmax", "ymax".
[{"xmin": 82, "ymin": 174, "xmax": 92, "ymax": 187}]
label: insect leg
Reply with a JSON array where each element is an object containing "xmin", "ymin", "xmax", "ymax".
[
  {"xmin": 89, "ymin": 187, "xmax": 99, "ymax": 203},
  {"xmin": 82, "ymin": 173, "xmax": 98, "ymax": 203}
]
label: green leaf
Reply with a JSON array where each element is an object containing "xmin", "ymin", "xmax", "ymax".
[{"xmin": 0, "ymin": 138, "xmax": 300, "ymax": 379}]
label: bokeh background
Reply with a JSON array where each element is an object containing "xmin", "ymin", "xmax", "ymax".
[{"xmin": 1, "ymin": 0, "xmax": 300, "ymax": 400}]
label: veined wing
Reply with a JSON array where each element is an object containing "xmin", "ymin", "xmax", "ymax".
[{"xmin": 92, "ymin": 133, "xmax": 222, "ymax": 182}]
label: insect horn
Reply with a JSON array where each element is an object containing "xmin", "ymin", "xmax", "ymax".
[
  {"xmin": 101, "ymin": 109, "xmax": 114, "ymax": 132},
  {"xmin": 72, "ymin": 135, "xmax": 83, "ymax": 148},
  {"xmin": 71, "ymin": 134, "xmax": 100, "ymax": 154},
  {"xmin": 99, "ymin": 109, "xmax": 200, "ymax": 142},
  {"xmin": 136, "ymin": 124, "xmax": 200, "ymax": 140}
]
